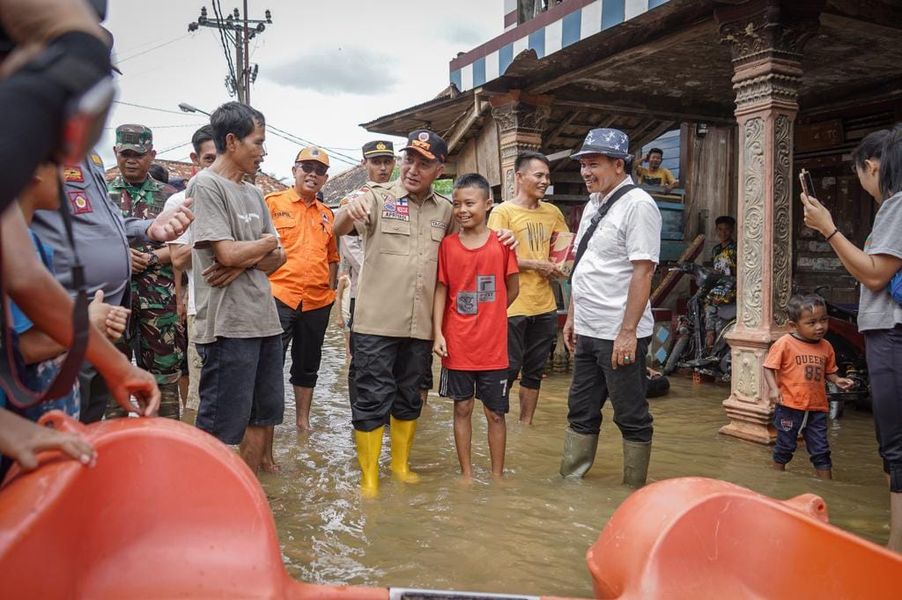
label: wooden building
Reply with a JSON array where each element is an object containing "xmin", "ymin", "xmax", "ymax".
[{"xmin": 362, "ymin": 0, "xmax": 902, "ymax": 444}]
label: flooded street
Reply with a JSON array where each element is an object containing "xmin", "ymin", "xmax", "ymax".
[{"xmin": 258, "ymin": 322, "xmax": 890, "ymax": 598}]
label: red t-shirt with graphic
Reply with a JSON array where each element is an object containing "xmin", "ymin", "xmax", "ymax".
[
  {"xmin": 437, "ymin": 232, "xmax": 519, "ymax": 371},
  {"xmin": 763, "ymin": 333, "xmax": 838, "ymax": 412}
]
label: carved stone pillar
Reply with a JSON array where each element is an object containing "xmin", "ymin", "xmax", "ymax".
[
  {"xmin": 490, "ymin": 91, "xmax": 552, "ymax": 201},
  {"xmin": 715, "ymin": 0, "xmax": 821, "ymax": 444}
]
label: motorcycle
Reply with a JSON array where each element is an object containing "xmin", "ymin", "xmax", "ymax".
[
  {"xmin": 812, "ymin": 286, "xmax": 870, "ymax": 416},
  {"xmin": 662, "ymin": 262, "xmax": 736, "ymax": 382}
]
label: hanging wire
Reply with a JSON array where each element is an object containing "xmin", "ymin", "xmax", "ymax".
[
  {"xmin": 104, "ymin": 122, "xmax": 208, "ymax": 130},
  {"xmin": 212, "ymin": 0, "xmax": 238, "ymax": 92},
  {"xmin": 112, "ymin": 100, "xmax": 361, "ymax": 167},
  {"xmin": 113, "ymin": 100, "xmax": 198, "ymax": 116},
  {"xmin": 116, "ymin": 33, "xmax": 194, "ymax": 63}
]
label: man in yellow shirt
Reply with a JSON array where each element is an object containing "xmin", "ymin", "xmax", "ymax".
[
  {"xmin": 488, "ymin": 152, "xmax": 568, "ymax": 424},
  {"xmin": 634, "ymin": 147, "xmax": 677, "ymax": 193}
]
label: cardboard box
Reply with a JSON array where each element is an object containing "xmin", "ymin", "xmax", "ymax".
[{"xmin": 549, "ymin": 231, "xmax": 576, "ymax": 276}]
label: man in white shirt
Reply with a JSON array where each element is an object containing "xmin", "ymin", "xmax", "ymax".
[
  {"xmin": 560, "ymin": 128, "xmax": 662, "ymax": 487},
  {"xmin": 167, "ymin": 125, "xmax": 217, "ymax": 412}
]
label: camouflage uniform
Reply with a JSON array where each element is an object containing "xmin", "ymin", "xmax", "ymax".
[{"xmin": 107, "ymin": 125, "xmax": 183, "ymax": 419}]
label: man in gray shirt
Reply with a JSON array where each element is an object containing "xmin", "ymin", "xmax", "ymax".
[
  {"xmin": 188, "ymin": 102, "xmax": 285, "ymax": 474},
  {"xmin": 31, "ymin": 150, "xmax": 193, "ymax": 422}
]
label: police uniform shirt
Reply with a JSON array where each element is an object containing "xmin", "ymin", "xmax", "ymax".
[
  {"xmin": 31, "ymin": 152, "xmax": 140, "ymax": 306},
  {"xmin": 351, "ymin": 179, "xmax": 453, "ymax": 340}
]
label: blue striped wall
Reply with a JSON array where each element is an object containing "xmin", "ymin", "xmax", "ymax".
[{"xmin": 451, "ymin": 0, "xmax": 672, "ymax": 91}]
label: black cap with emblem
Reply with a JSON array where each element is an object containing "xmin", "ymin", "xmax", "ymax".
[
  {"xmin": 362, "ymin": 140, "xmax": 395, "ymax": 159},
  {"xmin": 401, "ymin": 129, "xmax": 448, "ymax": 163}
]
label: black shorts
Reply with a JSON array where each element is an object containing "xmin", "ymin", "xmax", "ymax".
[
  {"xmin": 276, "ymin": 298, "xmax": 333, "ymax": 388},
  {"xmin": 439, "ymin": 367, "xmax": 509, "ymax": 414},
  {"xmin": 507, "ymin": 311, "xmax": 557, "ymax": 390},
  {"xmin": 195, "ymin": 335, "xmax": 285, "ymax": 445}
]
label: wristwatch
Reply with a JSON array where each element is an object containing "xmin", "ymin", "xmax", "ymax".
[{"xmin": 147, "ymin": 252, "xmax": 160, "ymax": 268}]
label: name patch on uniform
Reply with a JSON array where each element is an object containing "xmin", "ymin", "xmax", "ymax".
[
  {"xmin": 382, "ymin": 195, "xmax": 410, "ymax": 222},
  {"xmin": 430, "ymin": 220, "xmax": 448, "ymax": 230},
  {"xmin": 63, "ymin": 167, "xmax": 84, "ymax": 183},
  {"xmin": 67, "ymin": 190, "xmax": 93, "ymax": 214},
  {"xmin": 272, "ymin": 210, "xmax": 292, "ymax": 220}
]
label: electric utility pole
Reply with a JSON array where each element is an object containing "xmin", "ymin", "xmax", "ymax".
[{"xmin": 188, "ymin": 2, "xmax": 272, "ymax": 105}]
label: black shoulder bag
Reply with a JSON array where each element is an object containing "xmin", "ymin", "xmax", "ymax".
[{"xmin": 569, "ymin": 184, "xmax": 637, "ymax": 281}]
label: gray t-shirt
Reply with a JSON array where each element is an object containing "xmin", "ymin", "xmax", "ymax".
[
  {"xmin": 189, "ymin": 169, "xmax": 282, "ymax": 343},
  {"xmin": 859, "ymin": 191, "xmax": 902, "ymax": 332}
]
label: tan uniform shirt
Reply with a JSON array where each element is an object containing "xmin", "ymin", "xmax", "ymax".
[{"xmin": 352, "ymin": 179, "xmax": 453, "ymax": 340}]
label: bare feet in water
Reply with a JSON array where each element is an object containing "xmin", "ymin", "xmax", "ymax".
[{"xmin": 261, "ymin": 459, "xmax": 280, "ymax": 473}]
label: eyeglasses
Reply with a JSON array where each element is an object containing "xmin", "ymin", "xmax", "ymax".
[{"xmin": 297, "ymin": 162, "xmax": 328, "ymax": 176}]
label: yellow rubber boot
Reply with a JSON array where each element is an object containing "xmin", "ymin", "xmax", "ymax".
[
  {"xmin": 354, "ymin": 426, "xmax": 384, "ymax": 498},
  {"xmin": 390, "ymin": 416, "xmax": 420, "ymax": 484}
]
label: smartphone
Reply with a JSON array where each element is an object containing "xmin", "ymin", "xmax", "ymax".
[{"xmin": 799, "ymin": 169, "xmax": 815, "ymax": 198}]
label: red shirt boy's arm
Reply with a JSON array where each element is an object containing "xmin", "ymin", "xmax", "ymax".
[
  {"xmin": 505, "ymin": 272, "xmax": 520, "ymax": 307},
  {"xmin": 437, "ymin": 237, "xmax": 451, "ymax": 286}
]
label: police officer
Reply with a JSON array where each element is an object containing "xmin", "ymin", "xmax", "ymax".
[
  {"xmin": 32, "ymin": 147, "xmax": 188, "ymax": 422},
  {"xmin": 107, "ymin": 124, "xmax": 182, "ymax": 419}
]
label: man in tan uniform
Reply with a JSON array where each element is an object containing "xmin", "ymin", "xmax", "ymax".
[
  {"xmin": 337, "ymin": 140, "xmax": 397, "ymax": 406},
  {"xmin": 334, "ymin": 130, "xmax": 452, "ymax": 496}
]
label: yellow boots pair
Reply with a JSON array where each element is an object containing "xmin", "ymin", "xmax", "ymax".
[{"xmin": 354, "ymin": 417, "xmax": 420, "ymax": 497}]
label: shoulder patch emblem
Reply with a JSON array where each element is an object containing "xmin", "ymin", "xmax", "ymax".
[
  {"xmin": 67, "ymin": 190, "xmax": 93, "ymax": 214},
  {"xmin": 63, "ymin": 166, "xmax": 84, "ymax": 183}
]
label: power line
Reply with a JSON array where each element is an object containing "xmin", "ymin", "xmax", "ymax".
[
  {"xmin": 211, "ymin": 1, "xmax": 237, "ymax": 95},
  {"xmin": 104, "ymin": 122, "xmax": 208, "ymax": 130},
  {"xmin": 113, "ymin": 100, "xmax": 198, "ymax": 116},
  {"xmin": 190, "ymin": 3, "xmax": 272, "ymax": 104},
  {"xmin": 155, "ymin": 141, "xmax": 194, "ymax": 155},
  {"xmin": 117, "ymin": 99, "xmax": 360, "ymax": 166},
  {"xmin": 116, "ymin": 33, "xmax": 193, "ymax": 63},
  {"xmin": 263, "ymin": 127, "xmax": 358, "ymax": 167}
]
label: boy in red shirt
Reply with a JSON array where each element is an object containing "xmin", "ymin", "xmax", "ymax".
[
  {"xmin": 433, "ymin": 173, "xmax": 519, "ymax": 479},
  {"xmin": 764, "ymin": 294, "xmax": 854, "ymax": 479}
]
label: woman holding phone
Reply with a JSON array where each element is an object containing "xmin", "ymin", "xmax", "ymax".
[{"xmin": 800, "ymin": 126, "xmax": 902, "ymax": 552}]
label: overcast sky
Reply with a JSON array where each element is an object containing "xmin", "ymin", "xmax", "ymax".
[{"xmin": 102, "ymin": 1, "xmax": 504, "ymax": 182}]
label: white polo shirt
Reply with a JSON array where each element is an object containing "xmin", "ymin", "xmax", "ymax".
[{"xmin": 571, "ymin": 177, "xmax": 661, "ymax": 340}]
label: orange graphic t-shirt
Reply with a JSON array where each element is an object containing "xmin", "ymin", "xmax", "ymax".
[{"xmin": 763, "ymin": 334, "xmax": 838, "ymax": 412}]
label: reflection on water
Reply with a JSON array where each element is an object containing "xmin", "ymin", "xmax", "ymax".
[{"xmin": 260, "ymin": 324, "xmax": 889, "ymax": 597}]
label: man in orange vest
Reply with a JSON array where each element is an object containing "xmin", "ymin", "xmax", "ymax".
[{"xmin": 264, "ymin": 146, "xmax": 339, "ymax": 469}]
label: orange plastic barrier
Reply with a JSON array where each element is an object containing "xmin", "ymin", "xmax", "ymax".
[
  {"xmin": 3, "ymin": 414, "xmax": 899, "ymax": 599},
  {"xmin": 587, "ymin": 477, "xmax": 902, "ymax": 599},
  {"xmin": 0, "ymin": 412, "xmax": 385, "ymax": 599}
]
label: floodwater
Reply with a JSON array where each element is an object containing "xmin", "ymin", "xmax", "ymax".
[{"xmin": 255, "ymin": 323, "xmax": 890, "ymax": 598}]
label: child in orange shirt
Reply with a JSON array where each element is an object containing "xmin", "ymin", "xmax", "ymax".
[{"xmin": 763, "ymin": 294, "xmax": 854, "ymax": 479}]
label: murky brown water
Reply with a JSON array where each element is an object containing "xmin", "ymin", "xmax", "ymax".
[{"xmin": 252, "ymin": 323, "xmax": 889, "ymax": 598}]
